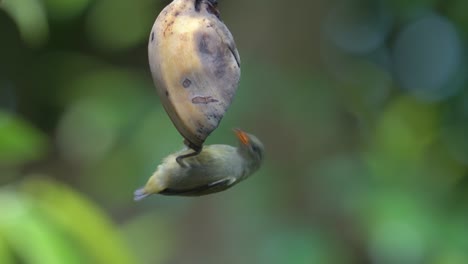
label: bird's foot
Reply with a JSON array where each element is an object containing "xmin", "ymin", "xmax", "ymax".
[{"xmin": 176, "ymin": 148, "xmax": 201, "ymax": 167}]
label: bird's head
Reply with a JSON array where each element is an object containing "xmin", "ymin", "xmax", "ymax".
[{"xmin": 234, "ymin": 128, "xmax": 264, "ymax": 169}]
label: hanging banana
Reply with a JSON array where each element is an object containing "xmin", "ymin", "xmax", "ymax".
[{"xmin": 148, "ymin": 0, "xmax": 241, "ymax": 160}]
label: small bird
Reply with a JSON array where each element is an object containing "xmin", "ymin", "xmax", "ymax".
[{"xmin": 134, "ymin": 129, "xmax": 264, "ymax": 200}]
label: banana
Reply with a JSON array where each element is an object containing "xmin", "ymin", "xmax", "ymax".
[{"xmin": 148, "ymin": 0, "xmax": 241, "ymax": 152}]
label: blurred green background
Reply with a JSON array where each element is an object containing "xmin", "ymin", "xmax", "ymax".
[{"xmin": 1, "ymin": 0, "xmax": 468, "ymax": 263}]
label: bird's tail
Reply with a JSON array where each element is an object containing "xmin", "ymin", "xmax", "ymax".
[
  {"xmin": 133, "ymin": 169, "xmax": 166, "ymax": 201},
  {"xmin": 134, "ymin": 188, "xmax": 150, "ymax": 201}
]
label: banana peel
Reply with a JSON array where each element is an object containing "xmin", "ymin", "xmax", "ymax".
[{"xmin": 148, "ymin": 0, "xmax": 241, "ymax": 150}]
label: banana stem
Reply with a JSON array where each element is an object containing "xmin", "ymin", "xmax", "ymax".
[{"xmin": 195, "ymin": 0, "xmax": 202, "ymax": 11}]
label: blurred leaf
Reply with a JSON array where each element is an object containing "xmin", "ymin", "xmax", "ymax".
[
  {"xmin": 309, "ymin": 154, "xmax": 369, "ymax": 211},
  {"xmin": 56, "ymin": 67, "xmax": 154, "ymax": 166},
  {"xmin": 447, "ymin": 0, "xmax": 468, "ymax": 39},
  {"xmin": 365, "ymin": 191, "xmax": 435, "ymax": 264},
  {"xmin": 433, "ymin": 213, "xmax": 468, "ymax": 264},
  {"xmin": 22, "ymin": 179, "xmax": 137, "ymax": 264},
  {"xmin": 86, "ymin": 0, "xmax": 156, "ymax": 51},
  {"xmin": 383, "ymin": 0, "xmax": 437, "ymax": 21},
  {"xmin": 44, "ymin": 0, "xmax": 91, "ymax": 21},
  {"xmin": 0, "ymin": 189, "xmax": 84, "ymax": 264},
  {"xmin": 258, "ymin": 229, "xmax": 348, "ymax": 264},
  {"xmin": 82, "ymin": 106, "xmax": 181, "ymax": 206},
  {"xmin": 59, "ymin": 67, "xmax": 153, "ymax": 106},
  {"xmin": 370, "ymin": 96, "xmax": 439, "ymax": 171},
  {"xmin": 0, "ymin": 234, "xmax": 13, "ymax": 264},
  {"xmin": 1, "ymin": 0, "xmax": 49, "ymax": 47},
  {"xmin": 121, "ymin": 212, "xmax": 174, "ymax": 264},
  {"xmin": 127, "ymin": 106, "xmax": 182, "ymax": 164},
  {"xmin": 321, "ymin": 46, "xmax": 392, "ymax": 123},
  {"xmin": 441, "ymin": 91, "xmax": 468, "ymax": 165},
  {"xmin": 56, "ymin": 99, "xmax": 120, "ymax": 166},
  {"xmin": 0, "ymin": 111, "xmax": 48, "ymax": 166},
  {"xmin": 421, "ymin": 143, "xmax": 466, "ymax": 189}
]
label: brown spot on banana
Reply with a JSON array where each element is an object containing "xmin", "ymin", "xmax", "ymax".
[
  {"xmin": 182, "ymin": 78, "xmax": 192, "ymax": 88},
  {"xmin": 192, "ymin": 96, "xmax": 219, "ymax": 104},
  {"xmin": 198, "ymin": 33, "xmax": 211, "ymax": 55},
  {"xmin": 163, "ymin": 20, "xmax": 175, "ymax": 37}
]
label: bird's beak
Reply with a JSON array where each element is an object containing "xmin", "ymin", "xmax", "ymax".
[{"xmin": 233, "ymin": 128, "xmax": 249, "ymax": 145}]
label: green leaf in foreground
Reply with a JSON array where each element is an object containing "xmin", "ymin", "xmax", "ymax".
[
  {"xmin": 0, "ymin": 189, "xmax": 83, "ymax": 264},
  {"xmin": 1, "ymin": 0, "xmax": 49, "ymax": 47},
  {"xmin": 22, "ymin": 179, "xmax": 136, "ymax": 264},
  {"xmin": 0, "ymin": 111, "xmax": 48, "ymax": 166}
]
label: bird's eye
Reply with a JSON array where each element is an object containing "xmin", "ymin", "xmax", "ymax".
[
  {"xmin": 251, "ymin": 145, "xmax": 263, "ymax": 160},
  {"xmin": 251, "ymin": 145, "xmax": 259, "ymax": 154}
]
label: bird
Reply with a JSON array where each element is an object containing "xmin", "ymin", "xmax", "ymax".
[{"xmin": 134, "ymin": 129, "xmax": 264, "ymax": 200}]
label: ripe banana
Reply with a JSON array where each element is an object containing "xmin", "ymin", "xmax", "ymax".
[{"xmin": 148, "ymin": 0, "xmax": 241, "ymax": 152}]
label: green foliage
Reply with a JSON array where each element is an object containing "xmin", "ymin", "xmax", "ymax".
[
  {"xmin": 86, "ymin": 0, "xmax": 158, "ymax": 51},
  {"xmin": 43, "ymin": 0, "xmax": 91, "ymax": 21},
  {"xmin": 0, "ymin": 179, "xmax": 136, "ymax": 264},
  {"xmin": 1, "ymin": 0, "xmax": 49, "ymax": 47},
  {"xmin": 0, "ymin": 111, "xmax": 48, "ymax": 166}
]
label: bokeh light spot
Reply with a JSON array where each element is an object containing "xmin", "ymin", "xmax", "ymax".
[
  {"xmin": 2, "ymin": 0, "xmax": 49, "ymax": 47},
  {"xmin": 393, "ymin": 14, "xmax": 463, "ymax": 102},
  {"xmin": 86, "ymin": 0, "xmax": 155, "ymax": 51},
  {"xmin": 324, "ymin": 0, "xmax": 392, "ymax": 54}
]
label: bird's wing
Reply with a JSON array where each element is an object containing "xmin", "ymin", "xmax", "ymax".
[
  {"xmin": 177, "ymin": 144, "xmax": 235, "ymax": 168},
  {"xmin": 159, "ymin": 178, "xmax": 235, "ymax": 196}
]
